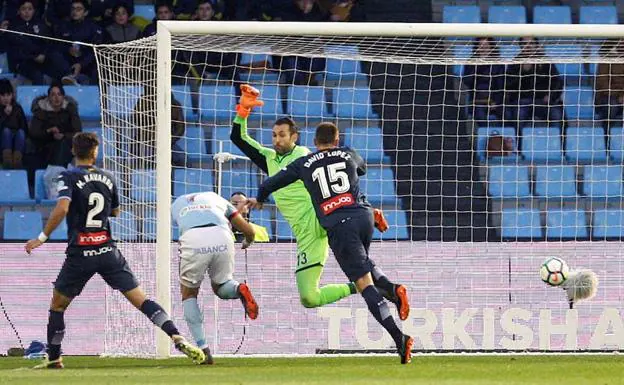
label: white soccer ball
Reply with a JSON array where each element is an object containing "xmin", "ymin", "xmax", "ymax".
[{"xmin": 540, "ymin": 257, "xmax": 569, "ymax": 287}]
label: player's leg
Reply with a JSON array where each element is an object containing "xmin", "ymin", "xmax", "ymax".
[{"xmin": 370, "ymin": 265, "xmax": 410, "ymax": 321}]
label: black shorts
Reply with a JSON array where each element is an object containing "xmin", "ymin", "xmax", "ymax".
[
  {"xmin": 54, "ymin": 246, "xmax": 139, "ymax": 298},
  {"xmin": 327, "ymin": 210, "xmax": 376, "ymax": 282}
]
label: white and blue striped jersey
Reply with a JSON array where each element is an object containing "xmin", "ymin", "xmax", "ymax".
[{"xmin": 171, "ymin": 192, "xmax": 239, "ymax": 236}]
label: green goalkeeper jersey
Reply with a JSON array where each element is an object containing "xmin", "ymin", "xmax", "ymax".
[{"xmin": 230, "ymin": 116, "xmax": 314, "ymax": 226}]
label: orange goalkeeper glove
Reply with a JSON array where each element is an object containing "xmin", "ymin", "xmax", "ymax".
[
  {"xmin": 373, "ymin": 208, "xmax": 389, "ymax": 233},
  {"xmin": 236, "ymin": 84, "xmax": 264, "ymax": 118}
]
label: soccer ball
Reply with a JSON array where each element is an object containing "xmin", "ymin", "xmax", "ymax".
[{"xmin": 540, "ymin": 257, "xmax": 569, "ymax": 286}]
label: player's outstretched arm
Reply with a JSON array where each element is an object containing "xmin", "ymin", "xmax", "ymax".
[
  {"xmin": 230, "ymin": 84, "xmax": 270, "ymax": 173},
  {"xmin": 25, "ymin": 198, "xmax": 70, "ymax": 253},
  {"xmin": 255, "ymin": 159, "xmax": 303, "ymax": 204},
  {"xmin": 231, "ymin": 214, "xmax": 255, "ymax": 249}
]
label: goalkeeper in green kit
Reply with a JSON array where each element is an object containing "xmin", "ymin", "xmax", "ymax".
[{"xmin": 230, "ymin": 84, "xmax": 354, "ymax": 307}]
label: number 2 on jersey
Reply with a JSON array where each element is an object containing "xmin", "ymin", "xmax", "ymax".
[
  {"xmin": 311, "ymin": 162, "xmax": 350, "ymax": 199},
  {"xmin": 86, "ymin": 192, "xmax": 105, "ymax": 227}
]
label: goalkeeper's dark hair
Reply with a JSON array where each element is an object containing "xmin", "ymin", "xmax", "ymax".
[
  {"xmin": 274, "ymin": 117, "xmax": 298, "ymax": 136},
  {"xmin": 73, "ymin": 132, "xmax": 100, "ymax": 160},
  {"xmin": 230, "ymin": 191, "xmax": 247, "ymax": 198},
  {"xmin": 315, "ymin": 122, "xmax": 339, "ymax": 146}
]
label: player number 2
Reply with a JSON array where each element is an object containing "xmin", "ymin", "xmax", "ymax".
[
  {"xmin": 86, "ymin": 192, "xmax": 105, "ymax": 227},
  {"xmin": 312, "ymin": 162, "xmax": 350, "ymax": 199}
]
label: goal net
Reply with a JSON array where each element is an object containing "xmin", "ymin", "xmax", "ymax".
[{"xmin": 90, "ymin": 22, "xmax": 624, "ymax": 356}]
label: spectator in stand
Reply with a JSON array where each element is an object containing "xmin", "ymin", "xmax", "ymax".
[
  {"xmin": 270, "ymin": 0, "xmax": 328, "ymax": 85},
  {"xmin": 105, "ymin": 4, "xmax": 140, "ymax": 43},
  {"xmin": 462, "ymin": 37, "xmax": 506, "ymax": 125},
  {"xmin": 595, "ymin": 42, "xmax": 624, "ymax": 129},
  {"xmin": 0, "ymin": 79, "xmax": 28, "ymax": 169},
  {"xmin": 1, "ymin": 0, "xmax": 45, "ymax": 23},
  {"xmin": 0, "ymin": 0, "xmax": 56, "ymax": 85},
  {"xmin": 44, "ymin": 0, "xmax": 72, "ymax": 30},
  {"xmin": 27, "ymin": 82, "xmax": 81, "ymax": 171},
  {"xmin": 47, "ymin": 0, "xmax": 104, "ymax": 85},
  {"xmin": 317, "ymin": 0, "xmax": 363, "ymax": 22},
  {"xmin": 504, "ymin": 37, "xmax": 563, "ymax": 126},
  {"xmin": 143, "ymin": 2, "xmax": 175, "ymax": 38},
  {"xmin": 89, "ymin": 0, "xmax": 133, "ymax": 27}
]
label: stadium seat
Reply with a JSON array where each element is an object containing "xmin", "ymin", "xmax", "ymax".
[
  {"xmin": 130, "ymin": 170, "xmax": 157, "ymax": 202},
  {"xmin": 475, "ymin": 126, "xmax": 517, "ymax": 162},
  {"xmin": 360, "ymin": 166, "xmax": 397, "ymax": 205},
  {"xmin": 565, "ymin": 127, "xmax": 608, "ymax": 164},
  {"xmin": 488, "ymin": 6, "xmax": 526, "ymax": 24},
  {"xmin": 334, "ymin": 87, "xmax": 378, "ymax": 119},
  {"xmin": 582, "ymin": 165, "xmax": 623, "ymax": 198},
  {"xmin": 521, "ymin": 126, "xmax": 563, "ymax": 163},
  {"xmin": 251, "ymin": 208, "xmax": 274, "ymax": 240},
  {"xmin": 487, "ymin": 165, "xmax": 531, "ymax": 198},
  {"xmin": 500, "ymin": 208, "xmax": 542, "ymax": 239},
  {"xmin": 534, "ymin": 165, "xmax": 577, "ymax": 198},
  {"xmin": 133, "ymin": 4, "xmax": 156, "ymax": 22},
  {"xmin": 545, "ymin": 209, "xmax": 588, "ymax": 239},
  {"xmin": 543, "ymin": 44, "xmax": 584, "ymax": 81},
  {"xmin": 287, "ymin": 85, "xmax": 328, "ymax": 118},
  {"xmin": 176, "ymin": 125, "xmax": 210, "ymax": 165},
  {"xmin": 239, "ymin": 46, "xmax": 273, "ymax": 69},
  {"xmin": 50, "ymin": 219, "xmax": 68, "ymax": 241},
  {"xmin": 324, "ymin": 45, "xmax": 365, "ymax": 81},
  {"xmin": 254, "ymin": 84, "xmax": 283, "ymax": 117},
  {"xmin": 105, "ymin": 85, "xmax": 142, "ymax": 117},
  {"xmin": 343, "ymin": 126, "xmax": 390, "ymax": 164},
  {"xmin": 220, "ymin": 166, "xmax": 255, "ymax": 200},
  {"xmin": 450, "ymin": 41, "xmax": 474, "ymax": 60},
  {"xmin": 110, "ymin": 211, "xmax": 138, "ymax": 241},
  {"xmin": 0, "ymin": 170, "xmax": 33, "ymax": 205},
  {"xmin": 173, "ymin": 168, "xmax": 214, "ymax": 197},
  {"xmin": 64, "ymin": 86, "xmax": 101, "ymax": 120},
  {"xmin": 579, "ymin": 6, "xmax": 618, "ymax": 24},
  {"xmin": 563, "ymin": 87, "xmax": 595, "ymax": 120},
  {"xmin": 212, "ymin": 126, "xmax": 248, "ymax": 157},
  {"xmin": 499, "ymin": 43, "xmax": 520, "ymax": 60},
  {"xmin": 533, "ymin": 6, "xmax": 571, "ymax": 24},
  {"xmin": 0, "ymin": 53, "xmax": 10, "ymax": 76},
  {"xmin": 172, "ymin": 84, "xmax": 198, "ymax": 120},
  {"xmin": 16, "ymin": 85, "xmax": 47, "ymax": 118},
  {"xmin": 609, "ymin": 126, "xmax": 624, "ymax": 162},
  {"xmin": 275, "ymin": 211, "xmax": 294, "ymax": 240},
  {"xmin": 3, "ymin": 211, "xmax": 42, "ymax": 240},
  {"xmin": 142, "ymin": 208, "xmax": 177, "ymax": 241},
  {"xmin": 34, "ymin": 169, "xmax": 56, "ymax": 205},
  {"xmin": 592, "ymin": 209, "xmax": 624, "ymax": 239},
  {"xmin": 199, "ymin": 85, "xmax": 235, "ymax": 120},
  {"xmin": 442, "ymin": 6, "xmax": 481, "ymax": 23},
  {"xmin": 296, "ymin": 128, "xmax": 316, "ymax": 148},
  {"xmin": 373, "ymin": 210, "xmax": 409, "ymax": 240}
]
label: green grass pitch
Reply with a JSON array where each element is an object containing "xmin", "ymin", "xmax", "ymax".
[{"xmin": 0, "ymin": 355, "xmax": 623, "ymax": 385}]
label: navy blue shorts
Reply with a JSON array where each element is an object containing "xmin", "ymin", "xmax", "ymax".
[
  {"xmin": 54, "ymin": 246, "xmax": 139, "ymax": 298},
  {"xmin": 327, "ymin": 210, "xmax": 376, "ymax": 282}
]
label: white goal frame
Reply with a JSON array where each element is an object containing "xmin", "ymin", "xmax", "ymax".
[{"xmin": 153, "ymin": 21, "xmax": 624, "ymax": 357}]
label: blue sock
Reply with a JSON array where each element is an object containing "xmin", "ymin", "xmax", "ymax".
[
  {"xmin": 183, "ymin": 298, "xmax": 206, "ymax": 348},
  {"xmin": 140, "ymin": 299, "xmax": 179, "ymax": 337},
  {"xmin": 47, "ymin": 310, "xmax": 65, "ymax": 361},
  {"xmin": 361, "ymin": 285, "xmax": 403, "ymax": 346}
]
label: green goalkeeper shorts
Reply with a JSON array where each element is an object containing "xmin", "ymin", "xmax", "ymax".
[{"xmin": 291, "ymin": 213, "xmax": 329, "ymax": 273}]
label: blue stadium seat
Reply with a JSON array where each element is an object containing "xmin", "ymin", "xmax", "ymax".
[
  {"xmin": 609, "ymin": 126, "xmax": 624, "ymax": 162},
  {"xmin": 476, "ymin": 126, "xmax": 517, "ymax": 162},
  {"xmin": 450, "ymin": 41, "xmax": 474, "ymax": 60},
  {"xmin": 3, "ymin": 211, "xmax": 42, "ymax": 240},
  {"xmin": 220, "ymin": 166, "xmax": 254, "ymax": 200},
  {"xmin": 443, "ymin": 6, "xmax": 481, "ymax": 23},
  {"xmin": 324, "ymin": 45, "xmax": 365, "ymax": 81},
  {"xmin": 296, "ymin": 128, "xmax": 316, "ymax": 148},
  {"xmin": 254, "ymin": 84, "xmax": 283, "ymax": 117},
  {"xmin": 580, "ymin": 6, "xmax": 618, "ymax": 24},
  {"xmin": 199, "ymin": 85, "xmax": 235, "ymax": 119},
  {"xmin": 275, "ymin": 211, "xmax": 294, "ymax": 241},
  {"xmin": 534, "ymin": 165, "xmax": 577, "ymax": 198},
  {"xmin": 50, "ymin": 219, "xmax": 68, "ymax": 241},
  {"xmin": 545, "ymin": 209, "xmax": 588, "ymax": 239},
  {"xmin": 487, "ymin": 165, "xmax": 531, "ymax": 198},
  {"xmin": 521, "ymin": 126, "xmax": 563, "ymax": 163},
  {"xmin": 130, "ymin": 170, "xmax": 157, "ymax": 202},
  {"xmin": 142, "ymin": 208, "xmax": 178, "ymax": 241},
  {"xmin": 110, "ymin": 211, "xmax": 138, "ymax": 241},
  {"xmin": 500, "ymin": 208, "xmax": 542, "ymax": 239},
  {"xmin": 582, "ymin": 165, "xmax": 623, "ymax": 198},
  {"xmin": 251, "ymin": 208, "xmax": 274, "ymax": 240},
  {"xmin": 334, "ymin": 87, "xmax": 378, "ymax": 119},
  {"xmin": 343, "ymin": 126, "xmax": 390, "ymax": 164},
  {"xmin": 488, "ymin": 6, "xmax": 526, "ymax": 23},
  {"xmin": 212, "ymin": 125, "xmax": 248, "ymax": 157},
  {"xmin": 563, "ymin": 87, "xmax": 595, "ymax": 120},
  {"xmin": 172, "ymin": 84, "xmax": 198, "ymax": 120},
  {"xmin": 16, "ymin": 86, "xmax": 47, "ymax": 118},
  {"xmin": 373, "ymin": 210, "xmax": 409, "ymax": 240},
  {"xmin": 133, "ymin": 4, "xmax": 155, "ymax": 21},
  {"xmin": 176, "ymin": 125, "xmax": 210, "ymax": 164},
  {"xmin": 173, "ymin": 168, "xmax": 214, "ymax": 197},
  {"xmin": 0, "ymin": 170, "xmax": 33, "ymax": 205},
  {"xmin": 593, "ymin": 209, "xmax": 624, "ymax": 239},
  {"xmin": 34, "ymin": 169, "xmax": 56, "ymax": 205},
  {"xmin": 239, "ymin": 48, "xmax": 273, "ymax": 68},
  {"xmin": 287, "ymin": 85, "xmax": 328, "ymax": 118},
  {"xmin": 543, "ymin": 44, "xmax": 584, "ymax": 81},
  {"xmin": 565, "ymin": 127, "xmax": 608, "ymax": 164},
  {"xmin": 499, "ymin": 43, "xmax": 520, "ymax": 60},
  {"xmin": 105, "ymin": 85, "xmax": 142, "ymax": 117},
  {"xmin": 533, "ymin": 6, "xmax": 571, "ymax": 24},
  {"xmin": 360, "ymin": 166, "xmax": 397, "ymax": 205},
  {"xmin": 64, "ymin": 86, "xmax": 101, "ymax": 120}
]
